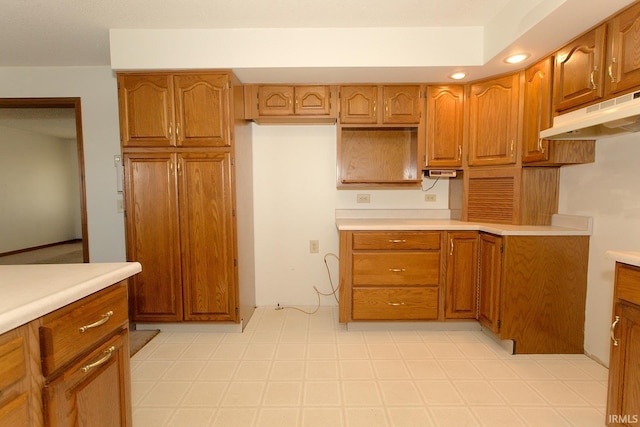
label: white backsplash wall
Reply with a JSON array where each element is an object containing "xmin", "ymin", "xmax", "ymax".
[
  {"xmin": 558, "ymin": 134, "xmax": 640, "ymax": 367},
  {"xmin": 251, "ymin": 124, "xmax": 449, "ymax": 307}
]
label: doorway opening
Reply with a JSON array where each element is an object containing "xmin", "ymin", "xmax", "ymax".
[{"xmin": 0, "ymin": 98, "xmax": 89, "ymax": 263}]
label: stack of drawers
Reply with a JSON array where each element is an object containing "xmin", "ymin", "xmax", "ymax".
[{"xmin": 350, "ymin": 231, "xmax": 441, "ymax": 320}]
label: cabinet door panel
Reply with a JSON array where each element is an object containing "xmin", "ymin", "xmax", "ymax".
[
  {"xmin": 554, "ymin": 25, "xmax": 606, "ymax": 112},
  {"xmin": 174, "ymin": 74, "xmax": 230, "ymax": 147},
  {"xmin": 426, "ymin": 85, "xmax": 463, "ymax": 168},
  {"xmin": 340, "ymin": 86, "xmax": 378, "ymax": 123},
  {"xmin": 179, "ymin": 153, "xmax": 237, "ymax": 321},
  {"xmin": 296, "ymin": 86, "xmax": 331, "ymax": 115},
  {"xmin": 118, "ymin": 74, "xmax": 174, "ymax": 147},
  {"xmin": 607, "ymin": 302, "xmax": 640, "ymax": 425},
  {"xmin": 523, "ymin": 58, "xmax": 553, "ymax": 163},
  {"xmin": 43, "ymin": 332, "xmax": 131, "ymax": 427},
  {"xmin": 445, "ymin": 232, "xmax": 479, "ymax": 319},
  {"xmin": 257, "ymin": 86, "xmax": 295, "ymax": 116},
  {"xmin": 608, "ymin": 2, "xmax": 640, "ymax": 95},
  {"xmin": 124, "ymin": 153, "xmax": 182, "ymax": 321},
  {"xmin": 468, "ymin": 74, "xmax": 520, "ymax": 166},
  {"xmin": 383, "ymin": 85, "xmax": 421, "ymax": 124},
  {"xmin": 478, "ymin": 233, "xmax": 502, "ymax": 333}
]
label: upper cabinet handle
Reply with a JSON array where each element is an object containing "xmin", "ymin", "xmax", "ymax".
[
  {"xmin": 590, "ymin": 67, "xmax": 598, "ymax": 90},
  {"xmin": 457, "ymin": 146, "xmax": 462, "ymax": 161},
  {"xmin": 609, "ymin": 58, "xmax": 617, "ymax": 83}
]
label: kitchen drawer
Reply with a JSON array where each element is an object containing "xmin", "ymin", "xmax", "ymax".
[
  {"xmin": 352, "ymin": 287, "xmax": 438, "ymax": 320},
  {"xmin": 40, "ymin": 283, "xmax": 128, "ymax": 377},
  {"xmin": 353, "ymin": 232, "xmax": 441, "ymax": 250},
  {"xmin": 353, "ymin": 252, "xmax": 440, "ymax": 286},
  {"xmin": 616, "ymin": 263, "xmax": 640, "ymax": 306},
  {"xmin": 0, "ymin": 336, "xmax": 26, "ymax": 392}
]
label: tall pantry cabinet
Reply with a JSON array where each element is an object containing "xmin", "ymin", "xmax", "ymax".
[{"xmin": 117, "ymin": 70, "xmax": 254, "ymax": 324}]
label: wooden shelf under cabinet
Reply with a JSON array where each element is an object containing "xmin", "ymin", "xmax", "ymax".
[{"xmin": 338, "ymin": 127, "xmax": 419, "ymax": 187}]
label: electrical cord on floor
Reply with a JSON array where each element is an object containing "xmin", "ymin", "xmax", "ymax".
[{"xmin": 276, "ymin": 252, "xmax": 340, "ymax": 315}]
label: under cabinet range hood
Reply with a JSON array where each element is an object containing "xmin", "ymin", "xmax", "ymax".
[{"xmin": 540, "ymin": 90, "xmax": 640, "ymax": 140}]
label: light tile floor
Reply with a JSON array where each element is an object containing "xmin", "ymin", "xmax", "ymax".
[{"xmin": 131, "ymin": 307, "xmax": 609, "ymax": 427}]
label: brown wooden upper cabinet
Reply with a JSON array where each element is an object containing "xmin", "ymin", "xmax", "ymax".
[
  {"xmin": 523, "ymin": 57, "xmax": 553, "ymax": 163},
  {"xmin": 340, "ymin": 85, "xmax": 422, "ymax": 124},
  {"xmin": 607, "ymin": 1, "xmax": 640, "ymax": 96},
  {"xmin": 118, "ymin": 72, "xmax": 231, "ymax": 148},
  {"xmin": 251, "ymin": 85, "xmax": 337, "ymax": 123},
  {"xmin": 425, "ymin": 85, "xmax": 464, "ymax": 168},
  {"xmin": 553, "ymin": 25, "xmax": 606, "ymax": 113},
  {"xmin": 467, "ymin": 73, "xmax": 521, "ymax": 167},
  {"xmin": 554, "ymin": 2, "xmax": 640, "ymax": 113}
]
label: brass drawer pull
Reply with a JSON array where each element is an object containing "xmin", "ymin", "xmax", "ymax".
[
  {"xmin": 387, "ymin": 302, "xmax": 406, "ymax": 306},
  {"xmin": 79, "ymin": 311, "xmax": 113, "ymax": 333},
  {"xmin": 388, "ymin": 268, "xmax": 406, "ymax": 272},
  {"xmin": 81, "ymin": 346, "xmax": 116, "ymax": 373},
  {"xmin": 611, "ymin": 315, "xmax": 620, "ymax": 346},
  {"xmin": 388, "ymin": 239, "xmax": 407, "ymax": 243}
]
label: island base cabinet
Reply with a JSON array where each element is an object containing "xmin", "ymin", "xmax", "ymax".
[{"xmin": 43, "ymin": 331, "xmax": 131, "ymax": 427}]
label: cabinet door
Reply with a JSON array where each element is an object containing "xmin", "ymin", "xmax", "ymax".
[
  {"xmin": 257, "ymin": 85, "xmax": 295, "ymax": 116},
  {"xmin": 124, "ymin": 153, "xmax": 183, "ymax": 321},
  {"xmin": 174, "ymin": 74, "xmax": 230, "ymax": 147},
  {"xmin": 554, "ymin": 25, "xmax": 606, "ymax": 112},
  {"xmin": 43, "ymin": 332, "xmax": 131, "ymax": 427},
  {"xmin": 426, "ymin": 85, "xmax": 464, "ymax": 168},
  {"xmin": 118, "ymin": 74, "xmax": 174, "ymax": 147},
  {"xmin": 383, "ymin": 85, "xmax": 421, "ymax": 124},
  {"xmin": 295, "ymin": 86, "xmax": 332, "ymax": 115},
  {"xmin": 179, "ymin": 153, "xmax": 237, "ymax": 321},
  {"xmin": 607, "ymin": 2, "xmax": 640, "ymax": 96},
  {"xmin": 523, "ymin": 57, "xmax": 553, "ymax": 163},
  {"xmin": 607, "ymin": 302, "xmax": 640, "ymax": 426},
  {"xmin": 468, "ymin": 73, "xmax": 520, "ymax": 166},
  {"xmin": 478, "ymin": 233, "xmax": 502, "ymax": 333},
  {"xmin": 339, "ymin": 86, "xmax": 378, "ymax": 123},
  {"xmin": 445, "ymin": 232, "xmax": 479, "ymax": 319}
]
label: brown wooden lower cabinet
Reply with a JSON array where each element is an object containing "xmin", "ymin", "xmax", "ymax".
[
  {"xmin": 124, "ymin": 152, "xmax": 238, "ymax": 323},
  {"xmin": 43, "ymin": 332, "xmax": 131, "ymax": 427},
  {"xmin": 0, "ymin": 282, "xmax": 133, "ymax": 427},
  {"xmin": 339, "ymin": 228, "xmax": 589, "ymax": 354},
  {"xmin": 607, "ymin": 263, "xmax": 640, "ymax": 426},
  {"xmin": 478, "ymin": 233, "xmax": 589, "ymax": 354},
  {"xmin": 445, "ymin": 231, "xmax": 479, "ymax": 319}
]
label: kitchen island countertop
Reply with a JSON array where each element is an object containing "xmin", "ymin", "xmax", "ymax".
[{"xmin": 0, "ymin": 262, "xmax": 141, "ymax": 335}]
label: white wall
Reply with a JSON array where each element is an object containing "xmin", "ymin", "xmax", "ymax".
[
  {"xmin": 251, "ymin": 124, "xmax": 449, "ymax": 307},
  {"xmin": 0, "ymin": 126, "xmax": 81, "ymax": 252},
  {"xmin": 0, "ymin": 67, "xmax": 125, "ymax": 261},
  {"xmin": 558, "ymin": 134, "xmax": 640, "ymax": 366}
]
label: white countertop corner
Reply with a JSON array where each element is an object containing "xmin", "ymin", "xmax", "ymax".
[
  {"xmin": 0, "ymin": 262, "xmax": 141, "ymax": 335},
  {"xmin": 605, "ymin": 250, "xmax": 640, "ymax": 268}
]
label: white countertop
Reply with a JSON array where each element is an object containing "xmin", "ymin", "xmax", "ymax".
[
  {"xmin": 0, "ymin": 262, "xmax": 141, "ymax": 335},
  {"xmin": 335, "ymin": 210, "xmax": 592, "ymax": 236},
  {"xmin": 606, "ymin": 251, "xmax": 640, "ymax": 268}
]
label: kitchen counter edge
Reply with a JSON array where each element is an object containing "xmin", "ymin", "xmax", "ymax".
[{"xmin": 0, "ymin": 262, "xmax": 142, "ymax": 335}]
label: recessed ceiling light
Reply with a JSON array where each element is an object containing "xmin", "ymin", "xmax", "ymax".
[
  {"xmin": 504, "ymin": 53, "xmax": 529, "ymax": 64},
  {"xmin": 449, "ymin": 72, "xmax": 467, "ymax": 80}
]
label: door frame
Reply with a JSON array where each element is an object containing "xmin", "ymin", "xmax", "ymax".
[{"xmin": 0, "ymin": 97, "xmax": 90, "ymax": 262}]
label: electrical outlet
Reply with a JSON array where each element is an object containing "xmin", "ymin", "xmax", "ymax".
[
  {"xmin": 309, "ymin": 240, "xmax": 319, "ymax": 253},
  {"xmin": 356, "ymin": 194, "xmax": 371, "ymax": 203},
  {"xmin": 117, "ymin": 198, "xmax": 124, "ymax": 212},
  {"xmin": 424, "ymin": 194, "xmax": 437, "ymax": 202}
]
